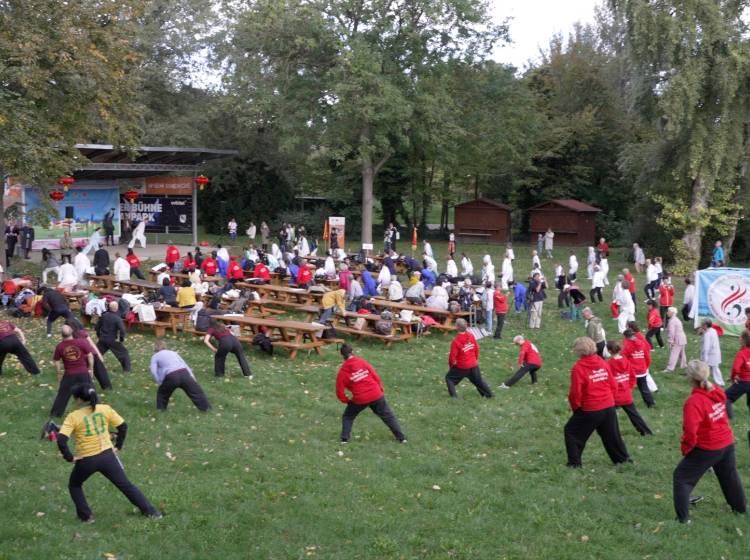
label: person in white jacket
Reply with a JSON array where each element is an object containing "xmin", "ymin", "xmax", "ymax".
[
  {"xmin": 586, "ymin": 247, "xmax": 596, "ymax": 279},
  {"xmin": 73, "ymin": 247, "xmax": 91, "ymax": 281},
  {"xmin": 388, "ymin": 279, "xmax": 404, "ymax": 302},
  {"xmin": 568, "ymin": 252, "xmax": 579, "ymax": 282},
  {"xmin": 501, "ymin": 254, "xmax": 513, "ymax": 290},
  {"xmin": 590, "ymin": 265, "xmax": 605, "ymax": 302},
  {"xmin": 297, "ymin": 235, "xmax": 310, "ymax": 257},
  {"xmin": 645, "ymin": 259, "xmax": 658, "ymax": 299},
  {"xmin": 423, "ymin": 240, "xmax": 433, "ymax": 259},
  {"xmin": 423, "ymin": 253, "xmax": 438, "ymax": 274},
  {"xmin": 481, "ymin": 255, "xmax": 495, "ymax": 286},
  {"xmin": 128, "ymin": 220, "xmax": 147, "ymax": 249},
  {"xmin": 600, "ymin": 255, "xmax": 610, "ymax": 286},
  {"xmin": 113, "ymin": 252, "xmax": 131, "ymax": 282},
  {"xmin": 531, "ymin": 250, "xmax": 541, "ymax": 271},
  {"xmin": 461, "ymin": 253, "xmax": 473, "ymax": 277},
  {"xmin": 446, "ymin": 255, "xmax": 458, "ymax": 279},
  {"xmin": 377, "ymin": 264, "xmax": 391, "ymax": 289},
  {"xmin": 57, "ymin": 258, "xmax": 79, "ymax": 290},
  {"xmin": 633, "ymin": 243, "xmax": 645, "ymax": 273},
  {"xmin": 699, "ymin": 318, "xmax": 724, "ymax": 385},
  {"xmin": 616, "ymin": 280, "xmax": 636, "ymax": 333}
]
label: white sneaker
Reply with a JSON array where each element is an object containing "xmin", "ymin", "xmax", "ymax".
[
  {"xmin": 498, "ymin": 383, "xmax": 510, "ymax": 390},
  {"xmin": 47, "ymin": 333, "xmax": 52, "ymax": 338},
  {"xmin": 246, "ymin": 375, "xmax": 254, "ymax": 381}
]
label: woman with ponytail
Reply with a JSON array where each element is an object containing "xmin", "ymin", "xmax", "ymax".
[
  {"xmin": 673, "ymin": 360, "xmax": 746, "ymax": 523},
  {"xmin": 56, "ymin": 383, "xmax": 161, "ymax": 522}
]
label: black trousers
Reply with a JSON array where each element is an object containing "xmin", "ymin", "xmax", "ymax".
[
  {"xmin": 341, "ymin": 396, "xmax": 405, "ymax": 442},
  {"xmin": 596, "ymin": 340, "xmax": 606, "ymax": 357},
  {"xmin": 93, "ymin": 355, "xmax": 112, "ymax": 390},
  {"xmin": 636, "ymin": 375, "xmax": 655, "ymax": 407},
  {"xmin": 97, "ymin": 339, "xmax": 131, "ymax": 373},
  {"xmin": 505, "ymin": 364, "xmax": 540, "ymax": 386},
  {"xmin": 726, "ymin": 381, "xmax": 750, "ymax": 418},
  {"xmin": 646, "ymin": 327, "xmax": 664, "ymax": 348},
  {"xmin": 105, "ymin": 229, "xmax": 114, "ymax": 246},
  {"xmin": 157, "ymin": 369, "xmax": 211, "ymax": 411},
  {"xmin": 589, "ymin": 287, "xmax": 603, "ymax": 303},
  {"xmin": 50, "ymin": 374, "xmax": 91, "ymax": 417},
  {"xmin": 644, "ymin": 281, "xmax": 656, "ymax": 299},
  {"xmin": 681, "ymin": 304, "xmax": 691, "ymax": 322},
  {"xmin": 558, "ymin": 290, "xmax": 569, "ymax": 308},
  {"xmin": 131, "ymin": 267, "xmax": 145, "ymax": 280},
  {"xmin": 47, "ymin": 308, "xmax": 74, "ymax": 335},
  {"xmin": 673, "ymin": 445, "xmax": 746, "ymax": 522},
  {"xmin": 564, "ymin": 407, "xmax": 630, "ymax": 467},
  {"xmin": 659, "ymin": 305, "xmax": 669, "ymax": 325},
  {"xmin": 493, "ymin": 313, "xmax": 506, "ymax": 338},
  {"xmin": 69, "ymin": 448, "xmax": 159, "ymax": 521},
  {"xmin": 214, "ymin": 335, "xmax": 252, "ymax": 377},
  {"xmin": 0, "ymin": 335, "xmax": 39, "ymax": 375},
  {"xmin": 445, "ymin": 366, "xmax": 493, "ymax": 398},
  {"xmin": 618, "ymin": 403, "xmax": 652, "ymax": 435}
]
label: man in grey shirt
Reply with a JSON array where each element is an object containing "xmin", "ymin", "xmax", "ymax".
[{"xmin": 150, "ymin": 340, "xmax": 211, "ymax": 411}]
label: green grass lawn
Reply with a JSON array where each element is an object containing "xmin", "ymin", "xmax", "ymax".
[{"xmin": 1, "ymin": 243, "xmax": 749, "ymax": 559}]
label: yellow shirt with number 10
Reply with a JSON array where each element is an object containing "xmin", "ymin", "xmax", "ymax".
[{"xmin": 59, "ymin": 404, "xmax": 124, "ymax": 459}]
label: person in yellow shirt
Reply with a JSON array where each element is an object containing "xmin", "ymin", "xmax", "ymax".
[
  {"xmin": 176, "ymin": 279, "xmax": 197, "ymax": 308},
  {"xmin": 57, "ymin": 383, "xmax": 162, "ymax": 522},
  {"xmin": 319, "ymin": 289, "xmax": 346, "ymax": 323}
]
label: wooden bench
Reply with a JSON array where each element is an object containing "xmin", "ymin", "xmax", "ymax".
[
  {"xmin": 369, "ymin": 299, "xmax": 468, "ymax": 332},
  {"xmin": 330, "ymin": 312, "xmax": 412, "ymax": 346},
  {"xmin": 132, "ymin": 320, "xmax": 171, "ymax": 338}
]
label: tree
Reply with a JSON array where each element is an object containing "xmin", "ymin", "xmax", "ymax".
[
  {"xmin": 612, "ymin": 0, "xmax": 750, "ymax": 271},
  {"xmin": 219, "ymin": 0, "xmax": 506, "ymax": 243},
  {"xmin": 0, "ymin": 0, "xmax": 144, "ymax": 268}
]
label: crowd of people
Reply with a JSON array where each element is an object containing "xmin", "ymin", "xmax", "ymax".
[{"xmin": 2, "ymin": 221, "xmax": 749, "ymax": 526}]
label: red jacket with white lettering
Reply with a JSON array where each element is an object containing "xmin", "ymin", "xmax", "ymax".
[
  {"xmin": 449, "ymin": 331, "xmax": 479, "ymax": 369},
  {"xmin": 647, "ymin": 307, "xmax": 662, "ymax": 329},
  {"xmin": 227, "ymin": 259, "xmax": 244, "ymax": 280},
  {"xmin": 125, "ymin": 254, "xmax": 141, "ymax": 270},
  {"xmin": 166, "ymin": 245, "xmax": 180, "ymax": 264},
  {"xmin": 624, "ymin": 272, "xmax": 636, "ymax": 294},
  {"xmin": 297, "ymin": 266, "xmax": 312, "ymax": 286},
  {"xmin": 658, "ymin": 284, "xmax": 674, "ymax": 307},
  {"xmin": 621, "ymin": 337, "xmax": 650, "ymax": 374},
  {"xmin": 518, "ymin": 340, "xmax": 542, "ymax": 367},
  {"xmin": 731, "ymin": 347, "xmax": 750, "ymax": 382},
  {"xmin": 568, "ymin": 354, "xmax": 616, "ymax": 412},
  {"xmin": 201, "ymin": 257, "xmax": 218, "ymax": 276},
  {"xmin": 336, "ymin": 356, "xmax": 384, "ymax": 404},
  {"xmin": 493, "ymin": 291, "xmax": 508, "ymax": 314},
  {"xmin": 253, "ymin": 262, "xmax": 270, "ymax": 280},
  {"xmin": 608, "ymin": 354, "xmax": 636, "ymax": 406},
  {"xmin": 681, "ymin": 386, "xmax": 734, "ymax": 455}
]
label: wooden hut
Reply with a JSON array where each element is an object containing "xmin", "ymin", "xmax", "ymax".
[
  {"xmin": 528, "ymin": 199, "xmax": 601, "ymax": 246},
  {"xmin": 453, "ymin": 198, "xmax": 512, "ymax": 244}
]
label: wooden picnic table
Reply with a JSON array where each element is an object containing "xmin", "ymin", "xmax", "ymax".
[
  {"xmin": 235, "ymin": 283, "xmax": 318, "ymax": 307},
  {"xmin": 148, "ymin": 270, "xmax": 221, "ymax": 284},
  {"xmin": 215, "ymin": 315, "xmax": 335, "ymax": 360},
  {"xmin": 155, "ymin": 305, "xmax": 193, "ymax": 335},
  {"xmin": 117, "ymin": 278, "xmax": 162, "ymax": 295},
  {"xmin": 86, "ymin": 274, "xmax": 115, "ymax": 290},
  {"xmin": 369, "ymin": 299, "xmax": 468, "ymax": 331}
]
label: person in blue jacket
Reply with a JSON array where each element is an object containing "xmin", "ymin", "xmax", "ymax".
[
  {"xmin": 512, "ymin": 281, "xmax": 528, "ymax": 313},
  {"xmin": 712, "ymin": 240, "xmax": 725, "ymax": 267},
  {"xmin": 362, "ymin": 267, "xmax": 378, "ymax": 297},
  {"xmin": 420, "ymin": 265, "xmax": 436, "ymax": 290}
]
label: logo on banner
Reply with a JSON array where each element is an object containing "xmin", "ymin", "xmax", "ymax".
[{"xmin": 707, "ymin": 274, "xmax": 750, "ymax": 324}]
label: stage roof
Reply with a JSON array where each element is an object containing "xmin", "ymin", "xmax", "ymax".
[{"xmin": 73, "ymin": 144, "xmax": 239, "ymax": 180}]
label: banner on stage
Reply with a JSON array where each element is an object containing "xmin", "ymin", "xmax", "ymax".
[
  {"xmin": 24, "ymin": 182, "xmax": 120, "ymax": 250},
  {"xmin": 328, "ymin": 216, "xmax": 345, "ymax": 248},
  {"xmin": 694, "ymin": 267, "xmax": 750, "ymax": 336},
  {"xmin": 120, "ymin": 195, "xmax": 192, "ymax": 234}
]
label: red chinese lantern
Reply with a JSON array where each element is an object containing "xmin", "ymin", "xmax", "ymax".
[
  {"xmin": 58, "ymin": 176, "xmax": 75, "ymax": 192},
  {"xmin": 50, "ymin": 190, "xmax": 65, "ymax": 202},
  {"xmin": 124, "ymin": 190, "xmax": 139, "ymax": 203},
  {"xmin": 195, "ymin": 175, "xmax": 210, "ymax": 191}
]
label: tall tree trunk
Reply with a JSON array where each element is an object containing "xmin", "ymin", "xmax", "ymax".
[
  {"xmin": 680, "ymin": 173, "xmax": 711, "ymax": 271},
  {"xmin": 361, "ymin": 158, "xmax": 374, "ymax": 245},
  {"xmin": 0, "ymin": 174, "xmax": 6, "ymax": 275},
  {"xmin": 441, "ymin": 176, "xmax": 451, "ymax": 231}
]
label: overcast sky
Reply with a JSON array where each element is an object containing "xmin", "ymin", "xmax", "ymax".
[{"xmin": 491, "ymin": 0, "xmax": 601, "ymax": 70}]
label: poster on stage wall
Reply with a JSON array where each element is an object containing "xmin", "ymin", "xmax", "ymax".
[
  {"xmin": 328, "ymin": 216, "xmax": 345, "ymax": 249},
  {"xmin": 23, "ymin": 181, "xmax": 120, "ymax": 250},
  {"xmin": 694, "ymin": 267, "xmax": 750, "ymax": 337},
  {"xmin": 120, "ymin": 195, "xmax": 193, "ymax": 234}
]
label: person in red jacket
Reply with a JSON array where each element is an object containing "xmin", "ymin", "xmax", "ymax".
[
  {"xmin": 673, "ymin": 360, "xmax": 746, "ymax": 523},
  {"xmin": 564, "ymin": 337, "xmax": 630, "ymax": 468},
  {"xmin": 201, "ymin": 253, "xmax": 219, "ymax": 277},
  {"xmin": 623, "ymin": 268, "xmax": 637, "ymax": 312},
  {"xmin": 499, "ymin": 335, "xmax": 542, "ymax": 388},
  {"xmin": 645, "ymin": 299, "xmax": 664, "ymax": 349},
  {"xmin": 182, "ymin": 252, "xmax": 197, "ymax": 273},
  {"xmin": 253, "ymin": 260, "xmax": 270, "ymax": 282},
  {"xmin": 597, "ymin": 238, "xmax": 609, "ymax": 258},
  {"xmin": 165, "ymin": 242, "xmax": 180, "ymax": 271},
  {"xmin": 336, "ymin": 344, "xmax": 406, "ymax": 443},
  {"xmin": 296, "ymin": 263, "xmax": 313, "ymax": 289},
  {"xmin": 658, "ymin": 275, "xmax": 675, "ymax": 324},
  {"xmin": 622, "ymin": 328, "xmax": 655, "ymax": 407},
  {"xmin": 493, "ymin": 288, "xmax": 508, "ymax": 339},
  {"xmin": 606, "ymin": 340, "xmax": 652, "ymax": 436},
  {"xmin": 125, "ymin": 248, "xmax": 145, "ymax": 280},
  {"xmin": 726, "ymin": 330, "xmax": 750, "ymax": 418},
  {"xmin": 444, "ymin": 319, "xmax": 493, "ymax": 398},
  {"xmin": 226, "ymin": 256, "xmax": 244, "ymax": 282}
]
